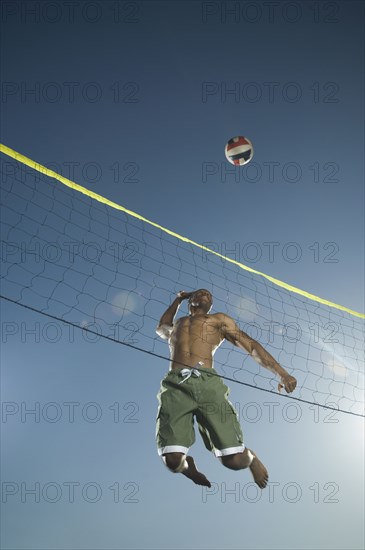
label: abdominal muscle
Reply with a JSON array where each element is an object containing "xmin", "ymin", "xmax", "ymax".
[{"xmin": 168, "ymin": 315, "xmax": 223, "ymax": 370}]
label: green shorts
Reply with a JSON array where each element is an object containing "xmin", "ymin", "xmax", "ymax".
[{"xmin": 156, "ymin": 366, "xmax": 244, "ymax": 457}]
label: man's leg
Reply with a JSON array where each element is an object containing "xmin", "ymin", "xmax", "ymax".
[
  {"xmin": 162, "ymin": 452, "xmax": 211, "ymax": 487},
  {"xmin": 219, "ymin": 448, "xmax": 269, "ymax": 489}
]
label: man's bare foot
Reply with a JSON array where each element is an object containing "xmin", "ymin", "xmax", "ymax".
[
  {"xmin": 182, "ymin": 456, "xmax": 211, "ymax": 487},
  {"xmin": 249, "ymin": 455, "xmax": 269, "ymax": 489}
]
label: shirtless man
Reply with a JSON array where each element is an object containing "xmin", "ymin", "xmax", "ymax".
[{"xmin": 155, "ymin": 289, "xmax": 297, "ymax": 489}]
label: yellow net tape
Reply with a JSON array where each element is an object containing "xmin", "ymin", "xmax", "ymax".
[{"xmin": 1, "ymin": 143, "xmax": 363, "ymax": 319}]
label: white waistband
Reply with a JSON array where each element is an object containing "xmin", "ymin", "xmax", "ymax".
[{"xmin": 178, "ymin": 362, "xmax": 204, "ymax": 384}]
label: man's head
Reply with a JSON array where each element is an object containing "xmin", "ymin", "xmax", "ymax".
[{"xmin": 188, "ymin": 289, "xmax": 213, "ymax": 315}]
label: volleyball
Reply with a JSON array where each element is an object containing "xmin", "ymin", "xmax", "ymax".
[{"xmin": 225, "ymin": 136, "xmax": 254, "ymax": 166}]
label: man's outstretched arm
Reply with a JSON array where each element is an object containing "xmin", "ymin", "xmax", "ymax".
[
  {"xmin": 220, "ymin": 314, "xmax": 297, "ymax": 393},
  {"xmin": 156, "ymin": 291, "xmax": 193, "ymax": 339}
]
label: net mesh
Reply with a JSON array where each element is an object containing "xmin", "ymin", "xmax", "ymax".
[{"xmin": 1, "ymin": 154, "xmax": 364, "ymax": 416}]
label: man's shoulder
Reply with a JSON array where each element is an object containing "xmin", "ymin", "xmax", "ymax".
[
  {"xmin": 209, "ymin": 312, "xmax": 233, "ymax": 321},
  {"xmin": 174, "ymin": 315, "xmax": 188, "ymax": 325},
  {"xmin": 207, "ymin": 312, "xmax": 236, "ymax": 326}
]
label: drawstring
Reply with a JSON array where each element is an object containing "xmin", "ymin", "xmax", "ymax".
[{"xmin": 178, "ymin": 362, "xmax": 205, "ymax": 384}]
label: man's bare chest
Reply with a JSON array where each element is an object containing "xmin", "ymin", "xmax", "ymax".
[{"xmin": 173, "ymin": 316, "xmax": 222, "ymax": 345}]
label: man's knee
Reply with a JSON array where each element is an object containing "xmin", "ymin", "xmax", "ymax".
[
  {"xmin": 162, "ymin": 452, "xmax": 186, "ymax": 473},
  {"xmin": 220, "ymin": 453, "xmax": 244, "ymax": 470},
  {"xmin": 220, "ymin": 449, "xmax": 253, "ymax": 470}
]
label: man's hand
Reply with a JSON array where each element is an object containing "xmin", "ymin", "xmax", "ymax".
[
  {"xmin": 177, "ymin": 290, "xmax": 194, "ymax": 301},
  {"xmin": 278, "ymin": 374, "xmax": 297, "ymax": 394}
]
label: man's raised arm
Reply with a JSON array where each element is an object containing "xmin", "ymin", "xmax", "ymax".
[
  {"xmin": 156, "ymin": 291, "xmax": 193, "ymax": 339},
  {"xmin": 220, "ymin": 314, "xmax": 297, "ymax": 393}
]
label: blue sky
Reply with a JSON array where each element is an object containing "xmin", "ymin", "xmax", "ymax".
[{"xmin": 1, "ymin": 1, "xmax": 364, "ymax": 549}]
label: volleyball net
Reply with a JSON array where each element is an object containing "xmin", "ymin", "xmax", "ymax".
[{"xmin": 1, "ymin": 144, "xmax": 364, "ymax": 417}]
